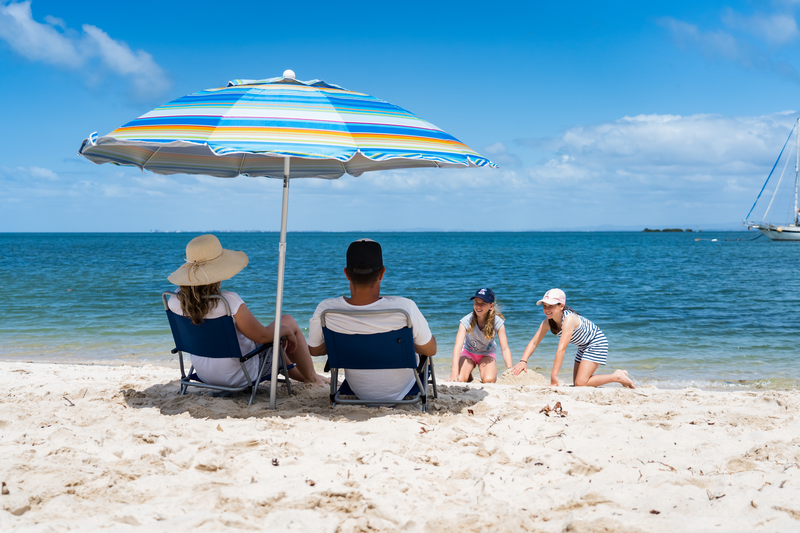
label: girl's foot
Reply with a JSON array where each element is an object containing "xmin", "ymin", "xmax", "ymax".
[{"xmin": 616, "ymin": 369, "xmax": 635, "ymax": 389}]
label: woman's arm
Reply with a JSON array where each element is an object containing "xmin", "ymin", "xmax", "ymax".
[
  {"xmin": 511, "ymin": 320, "xmax": 548, "ymax": 375},
  {"xmin": 233, "ymin": 304, "xmax": 297, "ymax": 353},
  {"xmin": 551, "ymin": 314, "xmax": 579, "ymax": 385},
  {"xmin": 496, "ymin": 324, "xmax": 513, "ymax": 370},
  {"xmin": 448, "ymin": 324, "xmax": 468, "ymax": 381}
]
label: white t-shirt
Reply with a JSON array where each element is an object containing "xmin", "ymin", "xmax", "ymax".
[
  {"xmin": 167, "ymin": 291, "xmax": 260, "ymax": 388},
  {"xmin": 308, "ymin": 296, "xmax": 433, "ymax": 402}
]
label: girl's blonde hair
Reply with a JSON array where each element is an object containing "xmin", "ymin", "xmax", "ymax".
[
  {"xmin": 467, "ymin": 302, "xmax": 504, "ymax": 340},
  {"xmin": 176, "ymin": 282, "xmax": 222, "ymax": 325}
]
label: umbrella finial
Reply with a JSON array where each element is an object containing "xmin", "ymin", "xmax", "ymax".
[{"xmin": 283, "ymin": 69, "xmax": 296, "ymax": 79}]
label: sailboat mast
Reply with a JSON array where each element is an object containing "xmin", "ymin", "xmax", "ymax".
[{"xmin": 794, "ymin": 117, "xmax": 800, "ymax": 226}]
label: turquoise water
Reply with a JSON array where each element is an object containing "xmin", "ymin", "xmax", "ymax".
[{"xmin": 1, "ymin": 232, "xmax": 797, "ymax": 390}]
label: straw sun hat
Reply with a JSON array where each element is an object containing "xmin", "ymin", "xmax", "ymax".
[{"xmin": 168, "ymin": 234, "xmax": 248, "ymax": 286}]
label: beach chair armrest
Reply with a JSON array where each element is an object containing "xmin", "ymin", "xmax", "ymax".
[{"xmin": 240, "ymin": 343, "xmax": 272, "ymax": 363}]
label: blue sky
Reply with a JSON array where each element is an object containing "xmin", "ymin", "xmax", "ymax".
[{"xmin": 2, "ymin": 0, "xmax": 800, "ymax": 232}]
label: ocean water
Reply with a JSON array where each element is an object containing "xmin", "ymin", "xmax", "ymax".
[{"xmin": 1, "ymin": 231, "xmax": 797, "ymax": 390}]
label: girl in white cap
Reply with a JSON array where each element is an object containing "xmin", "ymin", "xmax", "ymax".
[
  {"xmin": 448, "ymin": 288, "xmax": 513, "ymax": 383},
  {"xmin": 167, "ymin": 234, "xmax": 326, "ymax": 388},
  {"xmin": 512, "ymin": 288, "xmax": 634, "ymax": 388}
]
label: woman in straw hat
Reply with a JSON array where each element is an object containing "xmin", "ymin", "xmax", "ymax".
[{"xmin": 166, "ymin": 234, "xmax": 325, "ymax": 387}]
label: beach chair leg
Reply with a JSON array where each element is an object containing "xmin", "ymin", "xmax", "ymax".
[
  {"xmin": 429, "ymin": 361, "xmax": 438, "ymax": 399},
  {"xmin": 279, "ymin": 349, "xmax": 293, "ymax": 396},
  {"xmin": 247, "ymin": 383, "xmax": 258, "ymax": 406},
  {"xmin": 329, "ymin": 368, "xmax": 338, "ymax": 406}
]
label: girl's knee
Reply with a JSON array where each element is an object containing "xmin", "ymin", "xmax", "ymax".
[{"xmin": 281, "ymin": 315, "xmax": 297, "ymax": 329}]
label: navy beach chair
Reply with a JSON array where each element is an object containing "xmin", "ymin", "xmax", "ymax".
[
  {"xmin": 162, "ymin": 292, "xmax": 293, "ymax": 406},
  {"xmin": 321, "ymin": 308, "xmax": 438, "ymax": 412}
]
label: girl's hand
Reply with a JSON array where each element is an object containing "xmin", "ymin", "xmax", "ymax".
[
  {"xmin": 446, "ymin": 371, "xmax": 460, "ymax": 382},
  {"xmin": 511, "ymin": 361, "xmax": 528, "ymax": 376},
  {"xmin": 550, "ymin": 375, "xmax": 561, "ymax": 387}
]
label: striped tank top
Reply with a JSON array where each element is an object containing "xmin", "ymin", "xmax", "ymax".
[{"xmin": 557, "ymin": 309, "xmax": 605, "ymax": 349}]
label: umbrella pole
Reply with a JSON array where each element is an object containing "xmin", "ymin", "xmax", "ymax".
[{"xmin": 269, "ymin": 157, "xmax": 291, "ymax": 409}]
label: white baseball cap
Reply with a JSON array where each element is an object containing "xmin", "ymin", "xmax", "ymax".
[{"xmin": 536, "ymin": 288, "xmax": 566, "ymax": 306}]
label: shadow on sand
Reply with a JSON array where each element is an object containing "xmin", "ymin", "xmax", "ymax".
[{"xmin": 121, "ymin": 378, "xmax": 489, "ymax": 421}]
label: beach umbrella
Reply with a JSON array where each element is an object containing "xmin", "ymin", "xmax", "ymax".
[{"xmin": 79, "ymin": 70, "xmax": 496, "ymax": 408}]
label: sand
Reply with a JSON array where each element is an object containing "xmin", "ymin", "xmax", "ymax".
[{"xmin": 1, "ymin": 361, "xmax": 798, "ymax": 532}]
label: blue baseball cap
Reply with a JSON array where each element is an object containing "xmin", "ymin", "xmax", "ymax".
[{"xmin": 470, "ymin": 287, "xmax": 495, "ymax": 303}]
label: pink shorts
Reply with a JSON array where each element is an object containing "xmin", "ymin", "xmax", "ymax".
[{"xmin": 461, "ymin": 349, "xmax": 496, "ymax": 365}]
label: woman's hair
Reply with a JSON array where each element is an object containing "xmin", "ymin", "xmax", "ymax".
[
  {"xmin": 467, "ymin": 302, "xmax": 504, "ymax": 340},
  {"xmin": 548, "ymin": 305, "xmax": 579, "ymax": 334},
  {"xmin": 176, "ymin": 282, "xmax": 222, "ymax": 325}
]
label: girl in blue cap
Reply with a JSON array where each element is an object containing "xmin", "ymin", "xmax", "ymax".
[{"xmin": 448, "ymin": 288, "xmax": 513, "ymax": 383}]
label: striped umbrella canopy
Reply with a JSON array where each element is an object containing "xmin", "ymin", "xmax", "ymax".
[
  {"xmin": 79, "ymin": 71, "xmax": 495, "ymax": 408},
  {"xmin": 79, "ymin": 74, "xmax": 494, "ymax": 177}
]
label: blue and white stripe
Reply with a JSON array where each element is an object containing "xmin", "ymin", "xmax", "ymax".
[{"xmin": 558, "ymin": 309, "xmax": 608, "ymax": 365}]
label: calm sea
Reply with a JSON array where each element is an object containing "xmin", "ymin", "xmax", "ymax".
[{"xmin": 1, "ymin": 232, "xmax": 797, "ymax": 390}]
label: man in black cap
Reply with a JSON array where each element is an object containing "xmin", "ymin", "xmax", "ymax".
[{"xmin": 308, "ymin": 239, "xmax": 437, "ymax": 402}]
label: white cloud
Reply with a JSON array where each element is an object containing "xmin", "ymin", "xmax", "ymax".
[
  {"xmin": 28, "ymin": 166, "xmax": 58, "ymax": 179},
  {"xmin": 0, "ymin": 165, "xmax": 59, "ymax": 180},
  {"xmin": 482, "ymin": 141, "xmax": 521, "ymax": 168},
  {"xmin": 0, "ymin": 0, "xmax": 81, "ymax": 66},
  {"xmin": 0, "ymin": 1, "xmax": 170, "ymax": 100},
  {"xmin": 540, "ymin": 112, "xmax": 793, "ymax": 167},
  {"xmin": 722, "ymin": 10, "xmax": 799, "ymax": 45},
  {"xmin": 513, "ymin": 111, "xmax": 799, "ymax": 221},
  {"xmin": 658, "ymin": 16, "xmax": 798, "ymax": 80},
  {"xmin": 658, "ymin": 3, "xmax": 800, "ymax": 81},
  {"xmin": 80, "ymin": 24, "xmax": 170, "ymax": 99}
]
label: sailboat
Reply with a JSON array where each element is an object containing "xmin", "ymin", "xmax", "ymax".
[{"xmin": 745, "ymin": 117, "xmax": 800, "ymax": 241}]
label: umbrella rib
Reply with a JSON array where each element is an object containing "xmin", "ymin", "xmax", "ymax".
[
  {"xmin": 141, "ymin": 146, "xmax": 162, "ymax": 171},
  {"xmin": 238, "ymin": 153, "xmax": 246, "ymax": 176}
]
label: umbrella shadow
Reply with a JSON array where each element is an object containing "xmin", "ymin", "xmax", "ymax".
[{"xmin": 121, "ymin": 379, "xmax": 489, "ymax": 420}]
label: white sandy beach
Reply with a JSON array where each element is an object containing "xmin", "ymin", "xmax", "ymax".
[{"xmin": 1, "ymin": 361, "xmax": 798, "ymax": 532}]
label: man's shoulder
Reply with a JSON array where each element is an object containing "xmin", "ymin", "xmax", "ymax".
[
  {"xmin": 378, "ymin": 295, "xmax": 422, "ymax": 311},
  {"xmin": 313, "ymin": 296, "xmax": 348, "ymax": 312},
  {"xmin": 378, "ymin": 295, "xmax": 412, "ymax": 302}
]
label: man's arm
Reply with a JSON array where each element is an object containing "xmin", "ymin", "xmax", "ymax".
[
  {"xmin": 415, "ymin": 335, "xmax": 437, "ymax": 357},
  {"xmin": 308, "ymin": 343, "xmax": 326, "ymax": 356},
  {"xmin": 306, "ymin": 302, "xmax": 327, "ymax": 356}
]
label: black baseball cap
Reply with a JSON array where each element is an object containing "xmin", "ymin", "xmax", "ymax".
[
  {"xmin": 470, "ymin": 287, "xmax": 495, "ymax": 303},
  {"xmin": 346, "ymin": 239, "xmax": 383, "ymax": 274}
]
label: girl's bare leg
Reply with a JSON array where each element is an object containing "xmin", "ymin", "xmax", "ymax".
[
  {"xmin": 457, "ymin": 356, "xmax": 477, "ymax": 382},
  {"xmin": 478, "ymin": 357, "xmax": 498, "ymax": 383},
  {"xmin": 279, "ymin": 315, "xmax": 328, "ymax": 384},
  {"xmin": 574, "ymin": 360, "xmax": 635, "ymax": 388}
]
